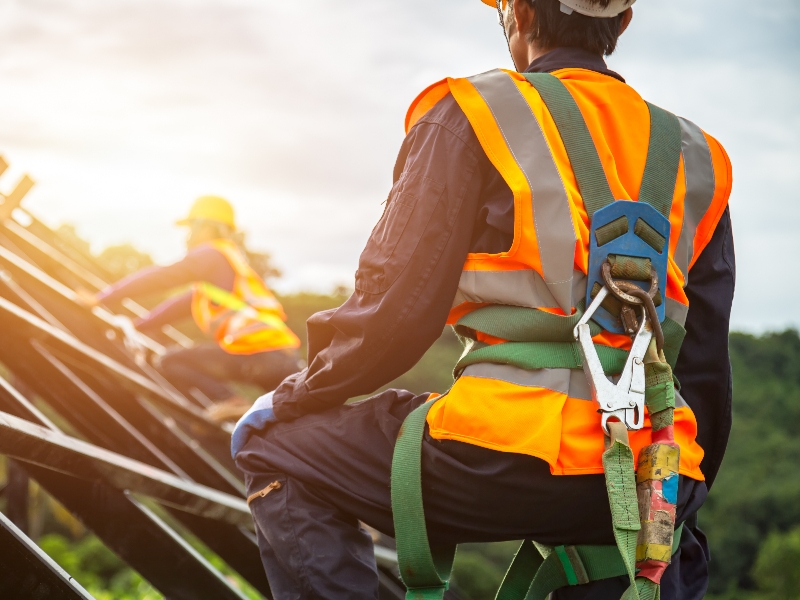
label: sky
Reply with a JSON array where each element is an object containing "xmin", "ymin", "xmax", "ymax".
[{"xmin": 0, "ymin": 0, "xmax": 797, "ymax": 331}]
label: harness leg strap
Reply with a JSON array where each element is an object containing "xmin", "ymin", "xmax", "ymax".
[{"xmin": 391, "ymin": 396, "xmax": 456, "ymax": 600}]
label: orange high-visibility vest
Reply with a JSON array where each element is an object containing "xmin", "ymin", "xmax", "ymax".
[
  {"xmin": 190, "ymin": 239, "xmax": 300, "ymax": 355},
  {"xmin": 407, "ymin": 69, "xmax": 732, "ymax": 480}
]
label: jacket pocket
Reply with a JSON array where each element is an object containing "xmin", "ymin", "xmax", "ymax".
[{"xmin": 355, "ymin": 172, "xmax": 445, "ymax": 294}]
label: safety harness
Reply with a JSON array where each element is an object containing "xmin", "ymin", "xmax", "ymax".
[{"xmin": 390, "ymin": 73, "xmax": 686, "ymax": 600}]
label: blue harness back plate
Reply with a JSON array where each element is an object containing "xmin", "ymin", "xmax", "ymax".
[{"xmin": 586, "ymin": 200, "xmax": 671, "ymax": 334}]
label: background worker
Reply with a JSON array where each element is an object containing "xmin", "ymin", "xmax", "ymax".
[
  {"xmin": 88, "ymin": 195, "xmax": 302, "ymax": 421},
  {"xmin": 232, "ymin": 1, "xmax": 735, "ymax": 598}
]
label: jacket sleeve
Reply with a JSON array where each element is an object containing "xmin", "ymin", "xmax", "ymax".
[
  {"xmin": 134, "ymin": 290, "xmax": 193, "ymax": 332},
  {"xmin": 673, "ymin": 207, "xmax": 736, "ymax": 489},
  {"xmin": 272, "ymin": 102, "xmax": 487, "ymax": 421},
  {"xmin": 97, "ymin": 244, "xmax": 235, "ymax": 307}
]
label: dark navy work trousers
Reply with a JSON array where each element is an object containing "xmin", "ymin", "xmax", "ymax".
[
  {"xmin": 235, "ymin": 389, "xmax": 710, "ymax": 600},
  {"xmin": 159, "ymin": 343, "xmax": 301, "ymax": 401}
]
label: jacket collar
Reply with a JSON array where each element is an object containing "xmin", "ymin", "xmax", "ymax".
[{"xmin": 524, "ymin": 47, "xmax": 625, "ymax": 83}]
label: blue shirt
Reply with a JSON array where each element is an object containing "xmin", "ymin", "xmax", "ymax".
[{"xmin": 97, "ymin": 242, "xmax": 236, "ymax": 332}]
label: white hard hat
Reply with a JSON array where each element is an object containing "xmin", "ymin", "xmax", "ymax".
[
  {"xmin": 558, "ymin": 0, "xmax": 635, "ymax": 17},
  {"xmin": 481, "ymin": 0, "xmax": 635, "ymax": 18}
]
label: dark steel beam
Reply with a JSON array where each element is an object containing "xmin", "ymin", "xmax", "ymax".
[
  {"xmin": 0, "ymin": 410, "xmax": 251, "ymax": 527},
  {"xmin": 0, "ymin": 408, "xmax": 405, "ymax": 598},
  {"xmin": 0, "ymin": 333, "xmax": 239, "ymax": 495},
  {"xmin": 0, "ymin": 290, "xmax": 215, "ymax": 426},
  {"xmin": 0, "ymin": 293, "xmax": 240, "ymax": 486},
  {"xmin": 33, "ymin": 341, "xmax": 194, "ymax": 479},
  {"xmin": 0, "ymin": 374, "xmax": 59, "ymax": 430},
  {"xmin": 0, "ymin": 378, "xmax": 273, "ymax": 595},
  {"xmin": 5, "ymin": 459, "xmax": 30, "ymax": 535},
  {"xmin": 0, "ymin": 241, "xmax": 237, "ymax": 449},
  {"xmin": 2, "ymin": 216, "xmax": 108, "ymax": 289},
  {"xmin": 0, "ymin": 229, "xmax": 248, "ymax": 466},
  {"xmin": 33, "ymin": 340, "xmax": 241, "ymax": 493},
  {"xmin": 0, "ymin": 294, "xmax": 226, "ymax": 440},
  {"xmin": 0, "ymin": 228, "xmax": 408, "ymax": 598},
  {"xmin": 22, "ymin": 465, "xmax": 250, "ymax": 600},
  {"xmin": 2, "ymin": 214, "xmax": 192, "ymax": 348},
  {"xmin": 0, "ymin": 509, "xmax": 94, "ymax": 599}
]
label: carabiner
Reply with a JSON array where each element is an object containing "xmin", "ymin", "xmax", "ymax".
[{"xmin": 574, "ymin": 287, "xmax": 652, "ymax": 434}]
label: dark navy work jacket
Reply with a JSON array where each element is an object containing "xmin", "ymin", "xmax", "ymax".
[{"xmin": 272, "ymin": 47, "xmax": 736, "ymax": 488}]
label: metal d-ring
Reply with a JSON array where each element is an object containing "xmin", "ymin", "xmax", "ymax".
[
  {"xmin": 620, "ymin": 285, "xmax": 664, "ymax": 353},
  {"xmin": 600, "ymin": 261, "xmax": 664, "ymax": 346},
  {"xmin": 601, "ymin": 261, "xmax": 659, "ymax": 306}
]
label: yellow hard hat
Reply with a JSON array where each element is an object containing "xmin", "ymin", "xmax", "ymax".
[{"xmin": 176, "ymin": 195, "xmax": 236, "ymax": 230}]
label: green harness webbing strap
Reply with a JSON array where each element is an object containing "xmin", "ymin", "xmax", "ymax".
[
  {"xmin": 453, "ymin": 315, "xmax": 685, "ymax": 378},
  {"xmin": 602, "ymin": 425, "xmax": 645, "ymax": 600},
  {"xmin": 496, "ymin": 523, "xmax": 684, "ymax": 600},
  {"xmin": 498, "ymin": 541, "xmax": 611, "ymax": 600},
  {"xmin": 524, "ymin": 74, "xmax": 682, "ymax": 221},
  {"xmin": 455, "ymin": 340, "xmax": 629, "ymax": 377},
  {"xmin": 391, "ymin": 397, "xmax": 457, "ymax": 600},
  {"xmin": 454, "ymin": 299, "xmax": 602, "ymax": 343},
  {"xmin": 524, "ymin": 73, "xmax": 614, "ymax": 218},
  {"xmin": 639, "ymin": 102, "xmax": 683, "ymax": 218}
]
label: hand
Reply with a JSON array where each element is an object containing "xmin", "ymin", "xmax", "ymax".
[
  {"xmin": 231, "ymin": 391, "xmax": 279, "ymax": 459},
  {"xmin": 74, "ymin": 287, "xmax": 100, "ymax": 308}
]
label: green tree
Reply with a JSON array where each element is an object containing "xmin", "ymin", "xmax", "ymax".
[
  {"xmin": 451, "ymin": 542, "xmax": 520, "ymax": 600},
  {"xmin": 97, "ymin": 243, "xmax": 153, "ymax": 281},
  {"xmin": 752, "ymin": 527, "xmax": 800, "ymax": 600},
  {"xmin": 55, "ymin": 224, "xmax": 92, "ymax": 256},
  {"xmin": 704, "ymin": 331, "xmax": 800, "ymax": 595},
  {"xmin": 39, "ymin": 533, "xmax": 161, "ymax": 599}
]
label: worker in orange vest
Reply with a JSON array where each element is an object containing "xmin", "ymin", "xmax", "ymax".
[
  {"xmin": 232, "ymin": 1, "xmax": 734, "ymax": 598},
  {"xmin": 87, "ymin": 196, "xmax": 302, "ymax": 421}
]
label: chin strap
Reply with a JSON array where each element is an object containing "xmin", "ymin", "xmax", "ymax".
[{"xmin": 495, "ymin": 0, "xmax": 518, "ymax": 68}]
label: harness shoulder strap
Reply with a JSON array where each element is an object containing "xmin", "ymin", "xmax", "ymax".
[
  {"xmin": 524, "ymin": 74, "xmax": 682, "ymax": 220},
  {"xmin": 640, "ymin": 102, "xmax": 682, "ymax": 218},
  {"xmin": 524, "ymin": 73, "xmax": 615, "ymax": 218}
]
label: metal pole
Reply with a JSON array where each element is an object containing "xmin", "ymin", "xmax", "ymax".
[{"xmin": 5, "ymin": 458, "xmax": 29, "ymax": 535}]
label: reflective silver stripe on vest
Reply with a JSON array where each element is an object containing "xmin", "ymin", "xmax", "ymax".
[
  {"xmin": 462, "ymin": 363, "xmax": 589, "ymax": 399},
  {"xmin": 666, "ymin": 297, "xmax": 689, "ymax": 328},
  {"xmin": 467, "ymin": 70, "xmax": 577, "ymax": 312},
  {"xmin": 675, "ymin": 117, "xmax": 716, "ymax": 287},
  {"xmin": 452, "ymin": 269, "xmax": 587, "ymax": 310},
  {"xmin": 461, "ymin": 362, "xmax": 687, "ymax": 408}
]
